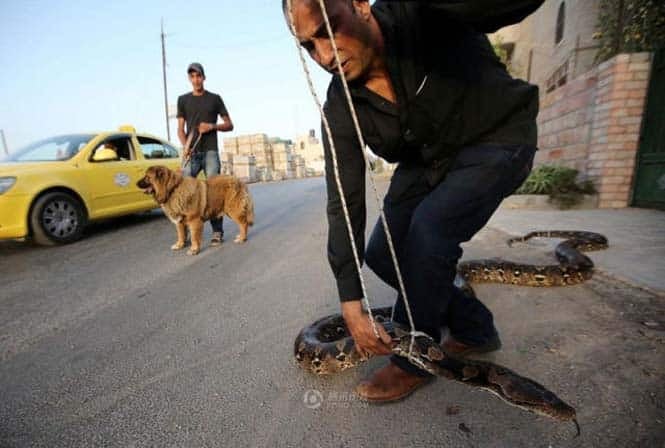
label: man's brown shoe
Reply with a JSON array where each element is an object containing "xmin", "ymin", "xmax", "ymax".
[
  {"xmin": 355, "ymin": 362, "xmax": 432, "ymax": 403},
  {"xmin": 441, "ymin": 333, "xmax": 502, "ymax": 357}
]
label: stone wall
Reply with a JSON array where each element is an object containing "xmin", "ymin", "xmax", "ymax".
[
  {"xmin": 535, "ymin": 52, "xmax": 651, "ymax": 208},
  {"xmin": 223, "ymin": 134, "xmax": 274, "ymax": 172},
  {"xmin": 233, "ymin": 155, "xmax": 258, "ymax": 183}
]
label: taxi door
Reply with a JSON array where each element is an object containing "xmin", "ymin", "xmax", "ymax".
[
  {"xmin": 83, "ymin": 135, "xmax": 151, "ymax": 218},
  {"xmin": 134, "ymin": 136, "xmax": 184, "ymax": 207}
]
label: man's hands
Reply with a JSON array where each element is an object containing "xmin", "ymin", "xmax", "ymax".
[
  {"xmin": 341, "ymin": 300, "xmax": 393, "ymax": 359},
  {"xmin": 198, "ymin": 122, "xmax": 216, "ymax": 134}
]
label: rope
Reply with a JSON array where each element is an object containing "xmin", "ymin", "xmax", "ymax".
[
  {"xmin": 286, "ymin": 0, "xmax": 419, "ymax": 357},
  {"xmin": 285, "ymin": 0, "xmax": 379, "ymax": 341}
]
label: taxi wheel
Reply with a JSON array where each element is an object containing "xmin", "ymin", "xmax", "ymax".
[{"xmin": 30, "ymin": 192, "xmax": 87, "ymax": 246}]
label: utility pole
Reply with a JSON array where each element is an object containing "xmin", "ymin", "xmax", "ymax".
[
  {"xmin": 0, "ymin": 129, "xmax": 8, "ymax": 156},
  {"xmin": 161, "ymin": 19, "xmax": 171, "ymax": 142}
]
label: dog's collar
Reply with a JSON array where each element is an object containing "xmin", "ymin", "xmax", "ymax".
[{"xmin": 158, "ymin": 174, "xmax": 184, "ymax": 204}]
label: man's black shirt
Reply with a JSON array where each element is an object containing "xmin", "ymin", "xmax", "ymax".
[
  {"xmin": 321, "ymin": 0, "xmax": 541, "ymax": 301},
  {"xmin": 177, "ymin": 91, "xmax": 228, "ymax": 152}
]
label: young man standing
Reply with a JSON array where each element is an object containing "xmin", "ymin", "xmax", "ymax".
[
  {"xmin": 177, "ymin": 62, "xmax": 234, "ymax": 246},
  {"xmin": 286, "ymin": 0, "xmax": 543, "ymax": 401}
]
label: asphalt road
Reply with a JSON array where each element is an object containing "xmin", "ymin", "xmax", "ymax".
[{"xmin": 1, "ymin": 177, "xmax": 663, "ymax": 447}]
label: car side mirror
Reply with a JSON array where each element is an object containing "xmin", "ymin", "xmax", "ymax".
[{"xmin": 92, "ymin": 148, "xmax": 119, "ymax": 162}]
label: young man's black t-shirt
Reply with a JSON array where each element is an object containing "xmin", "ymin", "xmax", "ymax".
[{"xmin": 177, "ymin": 91, "xmax": 228, "ymax": 152}]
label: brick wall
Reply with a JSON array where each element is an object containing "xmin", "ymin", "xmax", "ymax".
[
  {"xmin": 535, "ymin": 52, "xmax": 652, "ymax": 208},
  {"xmin": 536, "ymin": 70, "xmax": 597, "ymax": 174},
  {"xmin": 587, "ymin": 53, "xmax": 651, "ymax": 208}
]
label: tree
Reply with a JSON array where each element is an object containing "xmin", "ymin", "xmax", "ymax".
[{"xmin": 594, "ymin": 0, "xmax": 665, "ymax": 63}]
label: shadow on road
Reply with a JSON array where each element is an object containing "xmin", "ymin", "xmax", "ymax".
[{"xmin": 0, "ymin": 211, "xmax": 164, "ymax": 255}]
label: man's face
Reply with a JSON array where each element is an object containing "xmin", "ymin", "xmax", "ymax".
[
  {"xmin": 287, "ymin": 0, "xmax": 375, "ymax": 82},
  {"xmin": 188, "ymin": 71, "xmax": 205, "ymax": 91}
]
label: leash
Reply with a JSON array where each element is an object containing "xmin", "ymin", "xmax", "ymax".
[
  {"xmin": 183, "ymin": 133, "xmax": 203, "ymax": 166},
  {"xmin": 182, "ymin": 112, "xmax": 203, "ymax": 167}
]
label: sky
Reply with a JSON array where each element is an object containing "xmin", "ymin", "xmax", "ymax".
[{"xmin": 0, "ymin": 0, "xmax": 331, "ymax": 152}]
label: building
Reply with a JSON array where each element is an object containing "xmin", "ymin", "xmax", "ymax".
[
  {"xmin": 293, "ymin": 129, "xmax": 325, "ymax": 176},
  {"xmin": 488, "ymin": 1, "xmax": 662, "ymax": 209},
  {"xmin": 294, "ymin": 154, "xmax": 307, "ymax": 178},
  {"xmin": 490, "ymin": 0, "xmax": 601, "ymax": 92}
]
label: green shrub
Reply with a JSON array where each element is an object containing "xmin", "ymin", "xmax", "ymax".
[{"xmin": 516, "ymin": 165, "xmax": 597, "ymax": 209}]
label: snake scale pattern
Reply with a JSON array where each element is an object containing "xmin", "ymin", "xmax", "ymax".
[{"xmin": 294, "ymin": 231, "xmax": 609, "ymax": 435}]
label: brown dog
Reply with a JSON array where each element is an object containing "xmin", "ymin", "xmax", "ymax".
[{"xmin": 137, "ymin": 166, "xmax": 254, "ymax": 255}]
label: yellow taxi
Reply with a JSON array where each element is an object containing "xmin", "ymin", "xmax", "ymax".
[{"xmin": 0, "ymin": 126, "xmax": 182, "ymax": 245}]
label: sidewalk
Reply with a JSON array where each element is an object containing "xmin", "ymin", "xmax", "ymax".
[{"xmin": 488, "ymin": 205, "xmax": 665, "ymax": 294}]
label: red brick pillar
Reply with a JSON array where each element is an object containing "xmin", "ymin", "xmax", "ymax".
[{"xmin": 587, "ymin": 53, "xmax": 652, "ymax": 208}]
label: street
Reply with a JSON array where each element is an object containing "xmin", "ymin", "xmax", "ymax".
[{"xmin": 1, "ymin": 177, "xmax": 664, "ymax": 447}]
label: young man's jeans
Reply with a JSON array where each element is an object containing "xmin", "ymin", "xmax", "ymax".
[
  {"xmin": 364, "ymin": 143, "xmax": 536, "ymax": 376},
  {"xmin": 182, "ymin": 150, "xmax": 224, "ymax": 235}
]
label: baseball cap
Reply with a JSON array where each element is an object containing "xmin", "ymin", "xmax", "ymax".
[{"xmin": 187, "ymin": 62, "xmax": 205, "ymax": 77}]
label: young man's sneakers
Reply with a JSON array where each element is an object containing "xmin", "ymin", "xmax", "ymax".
[{"xmin": 210, "ymin": 232, "xmax": 224, "ymax": 246}]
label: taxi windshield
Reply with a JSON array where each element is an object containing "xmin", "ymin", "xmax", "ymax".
[{"xmin": 2, "ymin": 134, "xmax": 95, "ymax": 162}]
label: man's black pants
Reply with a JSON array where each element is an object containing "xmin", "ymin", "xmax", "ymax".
[{"xmin": 364, "ymin": 143, "xmax": 536, "ymax": 376}]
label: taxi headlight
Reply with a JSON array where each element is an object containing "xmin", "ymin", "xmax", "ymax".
[{"xmin": 0, "ymin": 177, "xmax": 16, "ymax": 194}]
